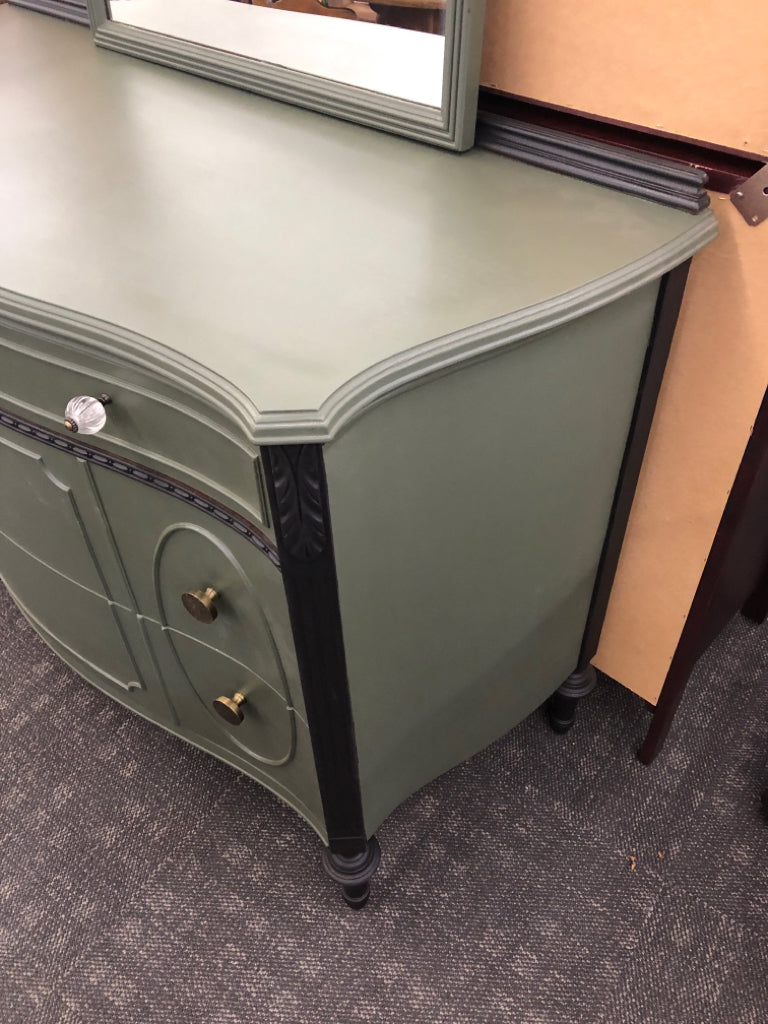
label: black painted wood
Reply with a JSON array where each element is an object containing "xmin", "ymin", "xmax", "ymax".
[
  {"xmin": 0, "ymin": 408, "xmax": 279, "ymax": 565},
  {"xmin": 548, "ymin": 263, "xmax": 692, "ymax": 734},
  {"xmin": 742, "ymin": 562, "xmax": 768, "ymax": 626},
  {"xmin": 320, "ymin": 836, "xmax": 381, "ymax": 910},
  {"xmin": 548, "ymin": 666, "xmax": 597, "ymax": 734},
  {"xmin": 476, "ymin": 113, "xmax": 710, "ymax": 212},
  {"xmin": 478, "ymin": 90, "xmax": 763, "ymax": 195},
  {"xmin": 579, "ymin": 262, "xmax": 692, "ymax": 668},
  {"xmin": 261, "ymin": 445, "xmax": 369, "ymax": 861}
]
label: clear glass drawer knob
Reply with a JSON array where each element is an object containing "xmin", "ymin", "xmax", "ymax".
[{"xmin": 63, "ymin": 394, "xmax": 111, "ymax": 434}]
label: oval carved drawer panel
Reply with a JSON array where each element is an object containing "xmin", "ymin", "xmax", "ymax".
[
  {"xmin": 152, "ymin": 524, "xmax": 291, "ymax": 704},
  {"xmin": 151, "ymin": 629, "xmax": 296, "ymax": 766},
  {"xmin": 141, "ymin": 618, "xmax": 325, "ymax": 833},
  {"xmin": 86, "ymin": 462, "xmax": 306, "ymax": 720}
]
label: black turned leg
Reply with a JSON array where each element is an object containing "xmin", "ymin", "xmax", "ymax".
[
  {"xmin": 547, "ymin": 665, "xmax": 597, "ymax": 734},
  {"xmin": 321, "ymin": 836, "xmax": 381, "ymax": 909}
]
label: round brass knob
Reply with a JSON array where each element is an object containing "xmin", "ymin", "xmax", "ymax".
[
  {"xmin": 213, "ymin": 692, "xmax": 246, "ymax": 726},
  {"xmin": 181, "ymin": 587, "xmax": 219, "ymax": 624}
]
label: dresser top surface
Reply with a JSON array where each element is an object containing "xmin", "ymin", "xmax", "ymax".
[{"xmin": 0, "ymin": 7, "xmax": 716, "ymax": 440}]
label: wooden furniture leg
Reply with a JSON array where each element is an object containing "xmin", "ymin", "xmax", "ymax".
[
  {"xmin": 741, "ymin": 559, "xmax": 768, "ymax": 625},
  {"xmin": 548, "ymin": 665, "xmax": 597, "ymax": 733},
  {"xmin": 541, "ymin": 264, "xmax": 692, "ymax": 737}
]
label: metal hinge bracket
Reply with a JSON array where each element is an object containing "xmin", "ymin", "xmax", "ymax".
[{"xmin": 730, "ymin": 164, "xmax": 768, "ymax": 226}]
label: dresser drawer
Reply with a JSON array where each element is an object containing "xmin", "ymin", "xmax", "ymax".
[
  {"xmin": 0, "ymin": 331, "xmax": 268, "ymax": 526},
  {"xmin": 141, "ymin": 620, "xmax": 325, "ymax": 835},
  {"xmin": 146, "ymin": 625, "xmax": 295, "ymax": 765},
  {"xmin": 85, "ymin": 461, "xmax": 305, "ymax": 719},
  {"xmin": 0, "ymin": 429, "xmax": 108, "ymax": 592},
  {"xmin": 0, "ymin": 533, "xmax": 174, "ymax": 724}
]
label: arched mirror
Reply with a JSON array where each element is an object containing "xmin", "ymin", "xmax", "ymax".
[{"xmin": 86, "ymin": 0, "xmax": 485, "ymax": 150}]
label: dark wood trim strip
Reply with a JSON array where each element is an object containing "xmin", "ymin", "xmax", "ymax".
[
  {"xmin": 261, "ymin": 445, "xmax": 367, "ymax": 856},
  {"xmin": 578, "ymin": 262, "xmax": 692, "ymax": 666},
  {"xmin": 478, "ymin": 91, "xmax": 764, "ymax": 195},
  {"xmin": 476, "ymin": 112, "xmax": 710, "ymax": 212},
  {"xmin": 0, "ymin": 408, "xmax": 279, "ymax": 567},
  {"xmin": 742, "ymin": 563, "xmax": 768, "ymax": 625}
]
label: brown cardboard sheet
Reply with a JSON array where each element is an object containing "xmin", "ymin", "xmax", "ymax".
[
  {"xmin": 593, "ymin": 199, "xmax": 768, "ymax": 701},
  {"xmin": 481, "ymin": 0, "xmax": 768, "ymax": 156}
]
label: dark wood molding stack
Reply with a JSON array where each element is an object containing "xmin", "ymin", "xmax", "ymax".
[
  {"xmin": 476, "ymin": 111, "xmax": 710, "ymax": 212},
  {"xmin": 477, "ymin": 90, "xmax": 763, "ymax": 196}
]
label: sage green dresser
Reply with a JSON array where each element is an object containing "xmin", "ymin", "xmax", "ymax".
[{"xmin": 0, "ymin": 7, "xmax": 717, "ymax": 905}]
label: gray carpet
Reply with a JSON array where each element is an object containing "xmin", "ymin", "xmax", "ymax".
[{"xmin": 1, "ymin": 582, "xmax": 767, "ymax": 1024}]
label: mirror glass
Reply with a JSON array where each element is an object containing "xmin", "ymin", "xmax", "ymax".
[
  {"xmin": 88, "ymin": 0, "xmax": 483, "ymax": 149},
  {"xmin": 109, "ymin": 0, "xmax": 445, "ymax": 107}
]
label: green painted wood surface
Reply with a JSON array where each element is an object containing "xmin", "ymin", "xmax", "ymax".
[
  {"xmin": 0, "ymin": 434, "xmax": 107, "ymax": 593},
  {"xmin": 0, "ymin": 9, "xmax": 721, "ymax": 845},
  {"xmin": 0, "ymin": 533, "xmax": 176, "ymax": 723},
  {"xmin": 324, "ymin": 285, "xmax": 660, "ymax": 835},
  {"xmin": 86, "ymin": 0, "xmax": 485, "ymax": 151},
  {"xmin": 0, "ymin": 427, "xmax": 325, "ymax": 838},
  {"xmin": 143, "ymin": 619, "xmax": 326, "ymax": 836},
  {"xmin": 0, "ymin": 322, "xmax": 268, "ymax": 529},
  {"xmin": 84, "ymin": 464, "xmax": 304, "ymax": 718},
  {"xmin": 0, "ymin": 8, "xmax": 716, "ymax": 444}
]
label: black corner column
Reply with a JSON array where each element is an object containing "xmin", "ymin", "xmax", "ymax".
[
  {"xmin": 261, "ymin": 444, "xmax": 380, "ymax": 908},
  {"xmin": 547, "ymin": 261, "xmax": 692, "ymax": 735}
]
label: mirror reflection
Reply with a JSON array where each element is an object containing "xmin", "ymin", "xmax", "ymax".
[{"xmin": 108, "ymin": 0, "xmax": 447, "ymax": 106}]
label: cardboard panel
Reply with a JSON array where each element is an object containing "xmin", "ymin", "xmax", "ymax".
[
  {"xmin": 593, "ymin": 199, "xmax": 768, "ymax": 702},
  {"xmin": 481, "ymin": 0, "xmax": 768, "ymax": 155}
]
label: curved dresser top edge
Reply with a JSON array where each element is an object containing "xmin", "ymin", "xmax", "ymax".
[
  {"xmin": 0, "ymin": 288, "xmax": 261, "ymax": 445},
  {"xmin": 0, "ymin": 212, "xmax": 717, "ymax": 447}
]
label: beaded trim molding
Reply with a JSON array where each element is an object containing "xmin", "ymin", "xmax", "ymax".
[{"xmin": 0, "ymin": 409, "xmax": 280, "ymax": 568}]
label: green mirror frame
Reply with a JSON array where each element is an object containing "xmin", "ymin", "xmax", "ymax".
[{"xmin": 85, "ymin": 0, "xmax": 486, "ymax": 151}]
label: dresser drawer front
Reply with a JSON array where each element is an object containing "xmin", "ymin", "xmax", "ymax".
[
  {"xmin": 148, "ymin": 628, "xmax": 295, "ymax": 765},
  {"xmin": 0, "ymin": 333, "xmax": 268, "ymax": 525},
  {"xmin": 85, "ymin": 462, "xmax": 305, "ymax": 720},
  {"xmin": 0, "ymin": 430, "xmax": 107, "ymax": 592},
  {"xmin": 142, "ymin": 619, "xmax": 325, "ymax": 835},
  {"xmin": 0, "ymin": 534, "xmax": 174, "ymax": 723}
]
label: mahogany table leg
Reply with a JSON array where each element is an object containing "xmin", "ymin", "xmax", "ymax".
[
  {"xmin": 637, "ymin": 660, "xmax": 692, "ymax": 765},
  {"xmin": 741, "ymin": 559, "xmax": 768, "ymax": 624}
]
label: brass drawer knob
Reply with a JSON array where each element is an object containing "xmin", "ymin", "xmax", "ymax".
[
  {"xmin": 64, "ymin": 394, "xmax": 112, "ymax": 434},
  {"xmin": 213, "ymin": 691, "xmax": 246, "ymax": 726},
  {"xmin": 181, "ymin": 587, "xmax": 219, "ymax": 624}
]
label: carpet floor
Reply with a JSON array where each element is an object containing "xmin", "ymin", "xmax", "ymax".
[{"xmin": 1, "ymin": 582, "xmax": 767, "ymax": 1023}]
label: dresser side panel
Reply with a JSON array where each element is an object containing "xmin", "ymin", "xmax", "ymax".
[{"xmin": 324, "ymin": 285, "xmax": 659, "ymax": 835}]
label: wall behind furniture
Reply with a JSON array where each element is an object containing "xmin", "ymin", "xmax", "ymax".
[
  {"xmin": 594, "ymin": 199, "xmax": 768, "ymax": 701},
  {"xmin": 481, "ymin": 0, "xmax": 768, "ymax": 155},
  {"xmin": 479, "ymin": 1, "xmax": 768, "ymax": 702}
]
